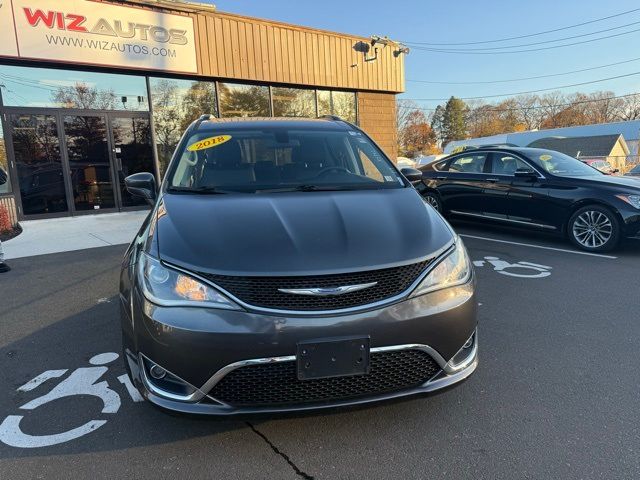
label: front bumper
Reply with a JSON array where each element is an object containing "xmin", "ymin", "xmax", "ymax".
[
  {"xmin": 121, "ymin": 279, "xmax": 478, "ymax": 415},
  {"xmin": 618, "ymin": 204, "xmax": 640, "ymax": 237}
]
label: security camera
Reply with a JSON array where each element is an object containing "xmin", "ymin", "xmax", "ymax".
[{"xmin": 371, "ymin": 35, "xmax": 391, "ymax": 47}]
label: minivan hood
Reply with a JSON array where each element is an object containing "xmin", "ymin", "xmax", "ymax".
[{"xmin": 156, "ymin": 188, "xmax": 453, "ymax": 276}]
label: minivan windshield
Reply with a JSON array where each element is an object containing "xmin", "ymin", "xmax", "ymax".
[
  {"xmin": 168, "ymin": 126, "xmax": 405, "ymax": 193},
  {"xmin": 526, "ymin": 149, "xmax": 602, "ymax": 177}
]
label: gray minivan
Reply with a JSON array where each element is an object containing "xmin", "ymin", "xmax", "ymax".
[{"xmin": 120, "ymin": 116, "xmax": 477, "ymax": 414}]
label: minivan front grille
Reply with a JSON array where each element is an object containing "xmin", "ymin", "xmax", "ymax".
[
  {"xmin": 209, "ymin": 349, "xmax": 441, "ymax": 407},
  {"xmin": 198, "ymin": 259, "xmax": 432, "ymax": 312}
]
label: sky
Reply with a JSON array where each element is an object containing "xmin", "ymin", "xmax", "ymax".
[{"xmin": 194, "ymin": 0, "xmax": 640, "ymax": 114}]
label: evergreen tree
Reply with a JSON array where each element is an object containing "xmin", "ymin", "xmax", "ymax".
[{"xmin": 442, "ymin": 96, "xmax": 468, "ymax": 145}]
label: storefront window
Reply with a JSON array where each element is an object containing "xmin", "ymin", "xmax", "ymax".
[
  {"xmin": 218, "ymin": 82, "xmax": 270, "ymax": 118},
  {"xmin": 272, "ymin": 87, "xmax": 316, "ymax": 117},
  {"xmin": 331, "ymin": 91, "xmax": 357, "ymax": 124},
  {"xmin": 317, "ymin": 90, "xmax": 357, "ymax": 124},
  {"xmin": 0, "ymin": 65, "xmax": 148, "ymax": 111},
  {"xmin": 149, "ymin": 78, "xmax": 217, "ymax": 176},
  {"xmin": 317, "ymin": 90, "xmax": 332, "ymax": 118},
  {"xmin": 0, "ymin": 117, "xmax": 10, "ymax": 194}
]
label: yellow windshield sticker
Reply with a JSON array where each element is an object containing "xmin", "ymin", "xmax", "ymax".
[
  {"xmin": 187, "ymin": 135, "xmax": 232, "ymax": 152},
  {"xmin": 539, "ymin": 154, "xmax": 552, "ymax": 161}
]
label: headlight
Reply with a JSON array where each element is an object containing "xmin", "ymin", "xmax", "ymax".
[
  {"xmin": 138, "ymin": 252, "xmax": 240, "ymax": 310},
  {"xmin": 411, "ymin": 238, "xmax": 472, "ymax": 297},
  {"xmin": 616, "ymin": 194, "xmax": 640, "ymax": 209}
]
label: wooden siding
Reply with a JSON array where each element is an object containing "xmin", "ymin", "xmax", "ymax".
[
  {"xmin": 192, "ymin": 12, "xmax": 404, "ymax": 92},
  {"xmin": 98, "ymin": 1, "xmax": 404, "ymax": 92},
  {"xmin": 358, "ymin": 92, "xmax": 398, "ymax": 160}
]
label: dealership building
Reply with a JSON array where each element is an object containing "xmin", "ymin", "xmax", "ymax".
[{"xmin": 0, "ymin": 0, "xmax": 405, "ymax": 224}]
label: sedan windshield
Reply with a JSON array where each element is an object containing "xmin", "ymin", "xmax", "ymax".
[
  {"xmin": 525, "ymin": 149, "xmax": 602, "ymax": 177},
  {"xmin": 168, "ymin": 126, "xmax": 404, "ymax": 193}
]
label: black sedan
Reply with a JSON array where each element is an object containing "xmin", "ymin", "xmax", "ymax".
[{"xmin": 416, "ymin": 147, "xmax": 640, "ymax": 252}]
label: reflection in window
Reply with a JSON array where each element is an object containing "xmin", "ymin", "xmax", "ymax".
[
  {"xmin": 0, "ymin": 65, "xmax": 148, "ymax": 111},
  {"xmin": 330, "ymin": 91, "xmax": 357, "ymax": 124},
  {"xmin": 63, "ymin": 116, "xmax": 115, "ymax": 211},
  {"xmin": 0, "ymin": 119, "xmax": 10, "ymax": 194},
  {"xmin": 317, "ymin": 90, "xmax": 357, "ymax": 124},
  {"xmin": 149, "ymin": 78, "xmax": 217, "ymax": 176},
  {"xmin": 10, "ymin": 114, "xmax": 68, "ymax": 215},
  {"xmin": 317, "ymin": 90, "xmax": 332, "ymax": 117},
  {"xmin": 218, "ymin": 83, "xmax": 270, "ymax": 118},
  {"xmin": 272, "ymin": 87, "xmax": 316, "ymax": 117},
  {"xmin": 111, "ymin": 117, "xmax": 154, "ymax": 207}
]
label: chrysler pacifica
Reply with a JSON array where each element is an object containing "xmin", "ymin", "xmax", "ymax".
[{"xmin": 119, "ymin": 116, "xmax": 478, "ymax": 414}]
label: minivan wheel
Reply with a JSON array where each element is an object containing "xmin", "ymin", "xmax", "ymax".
[
  {"xmin": 424, "ymin": 193, "xmax": 441, "ymax": 212},
  {"xmin": 568, "ymin": 205, "xmax": 620, "ymax": 252}
]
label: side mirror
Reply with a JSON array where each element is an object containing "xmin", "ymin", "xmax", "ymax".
[
  {"xmin": 400, "ymin": 167, "xmax": 423, "ymax": 182},
  {"xmin": 0, "ymin": 168, "xmax": 6, "ymax": 186},
  {"xmin": 514, "ymin": 168, "xmax": 538, "ymax": 179},
  {"xmin": 125, "ymin": 172, "xmax": 157, "ymax": 205}
]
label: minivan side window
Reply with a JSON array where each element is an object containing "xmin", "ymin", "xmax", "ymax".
[
  {"xmin": 490, "ymin": 153, "xmax": 530, "ymax": 175},
  {"xmin": 447, "ymin": 153, "xmax": 488, "ymax": 174}
]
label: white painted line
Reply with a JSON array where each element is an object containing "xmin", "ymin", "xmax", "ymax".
[{"xmin": 460, "ymin": 234, "xmax": 617, "ymax": 259}]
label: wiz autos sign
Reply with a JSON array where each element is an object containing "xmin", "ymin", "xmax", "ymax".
[{"xmin": 1, "ymin": 0, "xmax": 198, "ymax": 74}]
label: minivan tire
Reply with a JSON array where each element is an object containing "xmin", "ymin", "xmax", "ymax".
[{"xmin": 568, "ymin": 205, "xmax": 620, "ymax": 252}]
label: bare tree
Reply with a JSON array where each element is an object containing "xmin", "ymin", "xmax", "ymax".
[
  {"xmin": 616, "ymin": 94, "xmax": 640, "ymax": 121},
  {"xmin": 514, "ymin": 95, "xmax": 543, "ymax": 130}
]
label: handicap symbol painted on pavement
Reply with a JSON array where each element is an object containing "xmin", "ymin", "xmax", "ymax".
[
  {"xmin": 473, "ymin": 256, "xmax": 552, "ymax": 278},
  {"xmin": 0, "ymin": 353, "xmax": 143, "ymax": 449}
]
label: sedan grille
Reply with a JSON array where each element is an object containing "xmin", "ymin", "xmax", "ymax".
[
  {"xmin": 198, "ymin": 259, "xmax": 432, "ymax": 311},
  {"xmin": 209, "ymin": 349, "xmax": 441, "ymax": 407}
]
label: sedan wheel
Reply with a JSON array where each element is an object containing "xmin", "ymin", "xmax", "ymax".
[
  {"xmin": 424, "ymin": 193, "xmax": 441, "ymax": 212},
  {"xmin": 569, "ymin": 206, "xmax": 620, "ymax": 252}
]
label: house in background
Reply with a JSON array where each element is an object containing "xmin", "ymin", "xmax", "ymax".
[
  {"xmin": 527, "ymin": 134, "xmax": 630, "ymax": 172},
  {"xmin": 444, "ymin": 120, "xmax": 640, "ymax": 168}
]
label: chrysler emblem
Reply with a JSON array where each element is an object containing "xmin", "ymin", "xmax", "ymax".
[{"xmin": 278, "ymin": 282, "xmax": 377, "ymax": 296}]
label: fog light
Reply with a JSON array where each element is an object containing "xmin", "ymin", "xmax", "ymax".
[{"xmin": 149, "ymin": 364, "xmax": 167, "ymax": 379}]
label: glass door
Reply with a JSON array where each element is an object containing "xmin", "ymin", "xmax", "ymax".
[
  {"xmin": 62, "ymin": 115, "xmax": 117, "ymax": 213},
  {"xmin": 9, "ymin": 114, "xmax": 70, "ymax": 217},
  {"xmin": 108, "ymin": 115, "xmax": 155, "ymax": 208}
]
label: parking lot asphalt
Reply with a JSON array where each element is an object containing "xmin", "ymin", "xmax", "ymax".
[{"xmin": 1, "ymin": 222, "xmax": 639, "ymax": 479}]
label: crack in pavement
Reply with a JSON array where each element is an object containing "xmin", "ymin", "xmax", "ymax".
[{"xmin": 246, "ymin": 422, "xmax": 315, "ymax": 480}]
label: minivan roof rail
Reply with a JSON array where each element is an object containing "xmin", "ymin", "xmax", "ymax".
[{"xmin": 192, "ymin": 114, "xmax": 215, "ymax": 132}]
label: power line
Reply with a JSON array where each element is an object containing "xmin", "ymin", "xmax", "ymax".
[
  {"xmin": 402, "ymin": 71, "xmax": 640, "ymax": 102},
  {"xmin": 409, "ymin": 26, "xmax": 640, "ymax": 55},
  {"xmin": 407, "ymin": 56, "xmax": 640, "ymax": 85},
  {"xmin": 404, "ymin": 19, "xmax": 640, "ymax": 52},
  {"xmin": 398, "ymin": 92, "xmax": 640, "ymax": 113},
  {"xmin": 401, "ymin": 7, "xmax": 640, "ymax": 46}
]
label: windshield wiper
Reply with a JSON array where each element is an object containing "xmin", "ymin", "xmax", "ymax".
[
  {"xmin": 168, "ymin": 186, "xmax": 236, "ymax": 195},
  {"xmin": 255, "ymin": 184, "xmax": 366, "ymax": 193}
]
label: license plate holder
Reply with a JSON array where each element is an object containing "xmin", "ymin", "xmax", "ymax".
[{"xmin": 297, "ymin": 336, "xmax": 370, "ymax": 381}]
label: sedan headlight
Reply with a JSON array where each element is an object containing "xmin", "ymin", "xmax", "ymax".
[
  {"xmin": 412, "ymin": 238, "xmax": 472, "ymax": 297},
  {"xmin": 616, "ymin": 194, "xmax": 640, "ymax": 209},
  {"xmin": 138, "ymin": 252, "xmax": 240, "ymax": 310}
]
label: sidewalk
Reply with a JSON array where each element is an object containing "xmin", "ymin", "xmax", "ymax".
[{"xmin": 2, "ymin": 211, "xmax": 149, "ymax": 260}]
